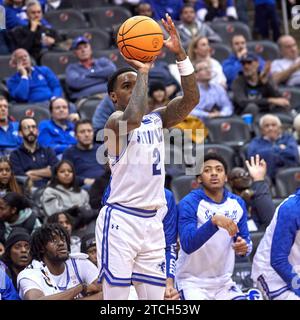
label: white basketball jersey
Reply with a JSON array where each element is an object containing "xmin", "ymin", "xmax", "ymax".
[{"xmin": 107, "ymin": 112, "xmax": 166, "ymax": 210}]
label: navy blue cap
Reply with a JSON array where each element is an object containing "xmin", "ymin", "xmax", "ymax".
[
  {"xmin": 240, "ymin": 52, "xmax": 259, "ymax": 63},
  {"xmin": 71, "ymin": 36, "xmax": 89, "ymax": 50}
]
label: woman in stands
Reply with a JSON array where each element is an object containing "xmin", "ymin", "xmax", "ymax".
[
  {"xmin": 0, "ymin": 192, "xmax": 41, "ymax": 241},
  {"xmin": 0, "ymin": 156, "xmax": 22, "ymax": 197},
  {"xmin": 41, "ymin": 160, "xmax": 97, "ymax": 233}
]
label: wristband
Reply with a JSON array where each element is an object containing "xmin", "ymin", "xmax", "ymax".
[{"xmin": 176, "ymin": 56, "xmax": 194, "ymax": 76}]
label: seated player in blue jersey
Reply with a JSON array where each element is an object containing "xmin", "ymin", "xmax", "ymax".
[
  {"xmin": 96, "ymin": 14, "xmax": 199, "ymax": 300},
  {"xmin": 176, "ymin": 153, "xmax": 252, "ymax": 300},
  {"xmin": 251, "ymin": 191, "xmax": 300, "ymax": 300}
]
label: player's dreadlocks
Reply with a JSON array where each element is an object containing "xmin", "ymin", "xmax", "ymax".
[{"xmin": 30, "ymin": 224, "xmax": 70, "ymax": 261}]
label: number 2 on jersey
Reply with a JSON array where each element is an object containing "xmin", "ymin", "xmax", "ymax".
[{"xmin": 152, "ymin": 148, "xmax": 161, "ymax": 175}]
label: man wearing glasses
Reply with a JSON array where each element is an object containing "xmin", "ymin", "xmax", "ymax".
[{"xmin": 9, "ymin": 116, "xmax": 58, "ymax": 188}]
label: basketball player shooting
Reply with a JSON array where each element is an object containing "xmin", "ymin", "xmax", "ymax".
[{"xmin": 95, "ymin": 14, "xmax": 200, "ymax": 300}]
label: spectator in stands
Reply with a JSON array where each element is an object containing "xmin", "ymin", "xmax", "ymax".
[
  {"xmin": 7, "ymin": 48, "xmax": 63, "ymax": 104},
  {"xmin": 195, "ymin": 0, "xmax": 238, "ymax": 22},
  {"xmin": 148, "ymin": 81, "xmax": 169, "ymax": 110},
  {"xmin": 0, "ymin": 96, "xmax": 22, "ymax": 156},
  {"xmin": 4, "ymin": 0, "xmax": 27, "ymax": 30},
  {"xmin": 63, "ymin": 119, "xmax": 105, "ymax": 187},
  {"xmin": 135, "ymin": 2, "xmax": 169, "ymax": 39},
  {"xmin": 177, "ymin": 4, "xmax": 221, "ymax": 48},
  {"xmin": 271, "ymin": 35, "xmax": 300, "ymax": 87},
  {"xmin": 80, "ymin": 233, "xmax": 97, "ymax": 266},
  {"xmin": 0, "ymin": 192, "xmax": 41, "ymax": 241},
  {"xmin": 47, "ymin": 212, "xmax": 81, "ymax": 253},
  {"xmin": 38, "ymin": 98, "xmax": 78, "ymax": 156},
  {"xmin": 190, "ymin": 59, "xmax": 233, "ymax": 121},
  {"xmin": 17, "ymin": 224, "xmax": 101, "ymax": 299},
  {"xmin": 149, "ymin": 60, "xmax": 180, "ymax": 99},
  {"xmin": 9, "ymin": 117, "xmax": 58, "ymax": 188},
  {"xmin": 188, "ymin": 35, "xmax": 227, "ymax": 87},
  {"xmin": 253, "ymin": 0, "xmax": 280, "ymax": 42},
  {"xmin": 1, "ymin": 227, "xmax": 31, "ymax": 290},
  {"xmin": 0, "ymin": 260, "xmax": 20, "ymax": 300},
  {"xmin": 0, "ymin": 156, "xmax": 23, "ymax": 197},
  {"xmin": 232, "ymin": 53, "xmax": 290, "ymax": 116},
  {"xmin": 65, "ymin": 36, "xmax": 117, "ymax": 103},
  {"xmin": 9, "ymin": 0, "xmax": 63, "ymax": 63},
  {"xmin": 247, "ymin": 114, "xmax": 299, "ymax": 180},
  {"xmin": 228, "ymin": 154, "xmax": 275, "ymax": 231},
  {"xmin": 144, "ymin": 0, "xmax": 184, "ymax": 21},
  {"xmin": 41, "ymin": 160, "xmax": 97, "ymax": 231},
  {"xmin": 42, "ymin": 0, "xmax": 70, "ymax": 12},
  {"xmin": 176, "ymin": 153, "xmax": 251, "ymax": 300},
  {"xmin": 92, "ymin": 95, "xmax": 115, "ymax": 134},
  {"xmin": 0, "ymin": 30, "xmax": 11, "ymax": 55},
  {"xmin": 222, "ymin": 34, "xmax": 265, "ymax": 88}
]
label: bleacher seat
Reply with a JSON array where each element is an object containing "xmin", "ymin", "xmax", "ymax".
[
  {"xmin": 74, "ymin": 0, "xmax": 109, "ymax": 9},
  {"xmin": 206, "ymin": 117, "xmax": 251, "ymax": 148},
  {"xmin": 170, "ymin": 175, "xmax": 199, "ymax": 203},
  {"xmin": 210, "ymin": 21, "xmax": 252, "ymax": 46},
  {"xmin": 45, "ymin": 9, "xmax": 88, "ymax": 30},
  {"xmin": 210, "ymin": 43, "xmax": 232, "ymax": 63},
  {"xmin": 84, "ymin": 7, "xmax": 132, "ymax": 33},
  {"xmin": 247, "ymin": 40, "xmax": 280, "ymax": 61},
  {"xmin": 60, "ymin": 28, "xmax": 112, "ymax": 51},
  {"xmin": 40, "ymin": 51, "xmax": 77, "ymax": 77},
  {"xmin": 95, "ymin": 49, "xmax": 128, "ymax": 69},
  {"xmin": 278, "ymin": 86, "xmax": 300, "ymax": 111},
  {"xmin": 9, "ymin": 104, "xmax": 50, "ymax": 124},
  {"xmin": 275, "ymin": 167, "xmax": 300, "ymax": 198},
  {"xmin": 78, "ymin": 97, "xmax": 102, "ymax": 120},
  {"xmin": 204, "ymin": 143, "xmax": 238, "ymax": 170},
  {"xmin": 0, "ymin": 55, "xmax": 15, "ymax": 80}
]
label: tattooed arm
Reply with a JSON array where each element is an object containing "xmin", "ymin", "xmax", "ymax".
[
  {"xmin": 104, "ymin": 58, "xmax": 154, "ymax": 156},
  {"xmin": 156, "ymin": 14, "xmax": 200, "ymax": 128}
]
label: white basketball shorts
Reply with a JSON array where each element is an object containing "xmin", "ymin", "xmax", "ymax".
[{"xmin": 96, "ymin": 203, "xmax": 166, "ymax": 287}]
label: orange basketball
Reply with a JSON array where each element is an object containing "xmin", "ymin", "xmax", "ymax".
[{"xmin": 117, "ymin": 16, "xmax": 164, "ymax": 62}]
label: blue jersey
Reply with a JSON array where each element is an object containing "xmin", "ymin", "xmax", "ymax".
[
  {"xmin": 0, "ymin": 262, "xmax": 20, "ymax": 300},
  {"xmin": 176, "ymin": 188, "xmax": 252, "ymax": 289},
  {"xmin": 252, "ymin": 189, "xmax": 300, "ymax": 298}
]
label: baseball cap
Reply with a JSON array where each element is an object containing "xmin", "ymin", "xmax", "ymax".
[
  {"xmin": 80, "ymin": 233, "xmax": 96, "ymax": 253},
  {"xmin": 5, "ymin": 227, "xmax": 30, "ymax": 250},
  {"xmin": 240, "ymin": 52, "xmax": 259, "ymax": 63},
  {"xmin": 71, "ymin": 36, "xmax": 90, "ymax": 50}
]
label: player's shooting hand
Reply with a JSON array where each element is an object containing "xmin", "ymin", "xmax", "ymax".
[
  {"xmin": 120, "ymin": 52, "xmax": 156, "ymax": 73},
  {"xmin": 161, "ymin": 13, "xmax": 184, "ymax": 55},
  {"xmin": 211, "ymin": 215, "xmax": 239, "ymax": 237},
  {"xmin": 232, "ymin": 236, "xmax": 248, "ymax": 256}
]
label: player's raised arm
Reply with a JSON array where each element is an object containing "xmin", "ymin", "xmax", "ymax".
[{"xmin": 157, "ymin": 14, "xmax": 200, "ymax": 128}]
